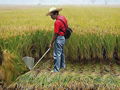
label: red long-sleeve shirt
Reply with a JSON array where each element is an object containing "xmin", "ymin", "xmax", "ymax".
[{"xmin": 54, "ymin": 15, "xmax": 68, "ymax": 36}]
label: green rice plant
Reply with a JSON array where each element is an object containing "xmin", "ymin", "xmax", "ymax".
[{"xmin": 9, "ymin": 69, "xmax": 120, "ymax": 89}]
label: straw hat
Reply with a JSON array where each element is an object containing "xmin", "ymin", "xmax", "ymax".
[{"xmin": 46, "ymin": 7, "xmax": 62, "ymax": 16}]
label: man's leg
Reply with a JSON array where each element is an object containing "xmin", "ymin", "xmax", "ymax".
[
  {"xmin": 60, "ymin": 49, "xmax": 65, "ymax": 69},
  {"xmin": 53, "ymin": 42, "xmax": 62, "ymax": 72}
]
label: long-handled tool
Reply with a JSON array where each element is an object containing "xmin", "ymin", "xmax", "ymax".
[
  {"xmin": 32, "ymin": 48, "xmax": 50, "ymax": 70},
  {"xmin": 22, "ymin": 48, "xmax": 50, "ymax": 70}
]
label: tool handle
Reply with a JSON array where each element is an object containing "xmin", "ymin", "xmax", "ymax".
[{"xmin": 32, "ymin": 48, "xmax": 50, "ymax": 70}]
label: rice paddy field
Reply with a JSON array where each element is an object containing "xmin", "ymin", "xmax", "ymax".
[{"xmin": 0, "ymin": 5, "xmax": 120, "ymax": 89}]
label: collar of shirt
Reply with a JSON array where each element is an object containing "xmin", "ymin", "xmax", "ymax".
[{"xmin": 56, "ymin": 15, "xmax": 64, "ymax": 20}]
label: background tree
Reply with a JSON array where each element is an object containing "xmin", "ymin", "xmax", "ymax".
[
  {"xmin": 91, "ymin": 0, "xmax": 96, "ymax": 4},
  {"xmin": 104, "ymin": 0, "xmax": 108, "ymax": 5}
]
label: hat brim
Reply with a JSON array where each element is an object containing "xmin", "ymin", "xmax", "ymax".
[{"xmin": 46, "ymin": 8, "xmax": 62, "ymax": 16}]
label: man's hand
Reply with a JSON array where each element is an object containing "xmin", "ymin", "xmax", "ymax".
[
  {"xmin": 49, "ymin": 33, "xmax": 57, "ymax": 48},
  {"xmin": 49, "ymin": 43, "xmax": 53, "ymax": 48}
]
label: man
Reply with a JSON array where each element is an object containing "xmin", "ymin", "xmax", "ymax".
[{"xmin": 47, "ymin": 7, "xmax": 68, "ymax": 72}]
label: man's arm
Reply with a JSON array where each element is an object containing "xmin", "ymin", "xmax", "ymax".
[
  {"xmin": 49, "ymin": 20, "xmax": 60, "ymax": 48},
  {"xmin": 49, "ymin": 33, "xmax": 58, "ymax": 48}
]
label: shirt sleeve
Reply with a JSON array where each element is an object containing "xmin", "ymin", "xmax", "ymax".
[{"xmin": 54, "ymin": 20, "xmax": 61, "ymax": 34}]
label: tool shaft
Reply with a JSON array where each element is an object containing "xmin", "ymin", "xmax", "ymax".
[{"xmin": 32, "ymin": 48, "xmax": 50, "ymax": 70}]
